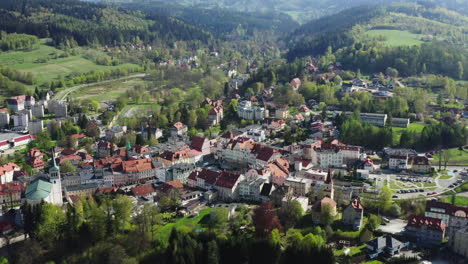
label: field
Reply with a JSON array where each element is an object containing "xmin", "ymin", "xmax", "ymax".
[
  {"xmin": 392, "ymin": 123, "xmax": 426, "ymax": 144},
  {"xmin": 72, "ymin": 78, "xmax": 148, "ymax": 102},
  {"xmin": 453, "ymin": 196, "xmax": 468, "ymax": 206},
  {"xmin": 433, "ymin": 148, "xmax": 468, "ymax": 166},
  {"xmin": 334, "ymin": 244, "xmax": 367, "ymax": 257},
  {"xmin": 366, "ymin": 29, "xmax": 424, "ymax": 46},
  {"xmin": 154, "ymin": 208, "xmax": 212, "ymax": 246},
  {"xmin": 0, "ymin": 39, "xmax": 138, "ymax": 94}
]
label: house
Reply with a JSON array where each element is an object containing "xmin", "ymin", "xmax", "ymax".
[
  {"xmin": 237, "ymin": 100, "xmax": 268, "ymax": 121},
  {"xmin": 187, "ymin": 169, "xmax": 244, "ymax": 201},
  {"xmin": 0, "ymin": 163, "xmax": 20, "ymax": 184},
  {"xmin": 27, "ymin": 148, "xmax": 44, "ymax": 170},
  {"xmin": 97, "ymin": 141, "xmax": 114, "ymax": 158},
  {"xmin": 238, "ymin": 177, "xmax": 266, "ymax": 201},
  {"xmin": 342, "ymin": 199, "xmax": 364, "ymax": 230},
  {"xmin": 141, "ymin": 126, "xmax": 163, "ymax": 141},
  {"xmin": 190, "ymin": 136, "xmax": 211, "ymax": 156},
  {"xmin": 406, "ymin": 215, "xmax": 446, "ymax": 247},
  {"xmin": 290, "ymin": 78, "xmax": 302, "ymax": 91},
  {"xmin": 156, "ymin": 179, "xmax": 184, "ymax": 195},
  {"xmin": 7, "ymin": 95, "xmax": 35, "ymax": 111},
  {"xmin": 106, "ymin": 125, "xmax": 127, "ymax": 140},
  {"xmin": 0, "ymin": 183, "xmax": 22, "ymax": 205},
  {"xmin": 367, "ymin": 235, "xmax": 408, "ymax": 259},
  {"xmin": 275, "ymin": 108, "xmax": 289, "ymax": 120},
  {"xmin": 311, "ymin": 197, "xmax": 337, "ymax": 224},
  {"xmin": 285, "ymin": 177, "xmax": 313, "ymax": 196},
  {"xmin": 170, "ymin": 122, "xmax": 188, "ymax": 137},
  {"xmin": 165, "ymin": 163, "xmax": 197, "ymax": 183},
  {"xmin": 245, "ymin": 128, "xmax": 266, "ymax": 142},
  {"xmin": 392, "ymin": 118, "xmax": 410, "ymax": 128},
  {"xmin": 158, "ymin": 148, "xmax": 194, "ymax": 167},
  {"xmin": 132, "ymin": 184, "xmax": 156, "ymax": 198},
  {"xmin": 409, "ymin": 156, "xmax": 432, "ymax": 173},
  {"xmin": 270, "ymin": 185, "xmax": 294, "ymax": 206},
  {"xmin": 389, "ymin": 155, "xmax": 409, "ymax": 170},
  {"xmin": 208, "ymin": 106, "xmax": 223, "ymax": 126},
  {"xmin": 65, "ymin": 183, "xmax": 99, "ymax": 197}
]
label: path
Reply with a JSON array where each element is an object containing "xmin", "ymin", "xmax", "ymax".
[{"xmin": 52, "ymin": 73, "xmax": 147, "ymax": 101}]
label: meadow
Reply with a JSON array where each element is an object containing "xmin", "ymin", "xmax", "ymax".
[
  {"xmin": 433, "ymin": 148, "xmax": 468, "ymax": 166},
  {"xmin": 366, "ymin": 29, "xmax": 424, "ymax": 47},
  {"xmin": 392, "ymin": 122, "xmax": 426, "ymax": 144}
]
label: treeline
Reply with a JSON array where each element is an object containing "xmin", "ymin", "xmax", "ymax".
[
  {"xmin": 400, "ymin": 123, "xmax": 467, "ymax": 150},
  {"xmin": 338, "ymin": 115, "xmax": 393, "ymax": 150},
  {"xmin": 0, "ymin": 31, "xmax": 38, "ymax": 51},
  {"xmin": 0, "ymin": 0, "xmax": 212, "ymax": 47},
  {"xmin": 335, "ymin": 42, "xmax": 467, "ymax": 79},
  {"xmin": 15, "ymin": 196, "xmax": 335, "ymax": 264},
  {"xmin": 65, "ymin": 67, "xmax": 142, "ymax": 88},
  {"xmin": 0, "ymin": 67, "xmax": 34, "ymax": 96}
]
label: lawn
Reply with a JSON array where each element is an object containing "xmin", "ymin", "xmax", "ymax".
[
  {"xmin": 154, "ymin": 208, "xmax": 212, "ymax": 246},
  {"xmin": 362, "ymin": 261, "xmax": 384, "ymax": 264},
  {"xmin": 334, "ymin": 244, "xmax": 367, "ymax": 257},
  {"xmin": 453, "ymin": 196, "xmax": 468, "ymax": 206},
  {"xmin": 0, "ymin": 39, "xmax": 138, "ymax": 89},
  {"xmin": 392, "ymin": 123, "xmax": 426, "ymax": 145},
  {"xmin": 366, "ymin": 29, "xmax": 424, "ymax": 46},
  {"xmin": 72, "ymin": 78, "xmax": 147, "ymax": 102},
  {"xmin": 433, "ymin": 148, "xmax": 468, "ymax": 166}
]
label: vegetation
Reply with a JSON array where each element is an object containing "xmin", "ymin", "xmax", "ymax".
[
  {"xmin": 365, "ymin": 29, "xmax": 424, "ymax": 46},
  {"xmin": 433, "ymin": 148, "xmax": 468, "ymax": 166}
]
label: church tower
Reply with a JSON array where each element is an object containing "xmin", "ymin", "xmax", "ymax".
[{"xmin": 49, "ymin": 150, "xmax": 63, "ymax": 205}]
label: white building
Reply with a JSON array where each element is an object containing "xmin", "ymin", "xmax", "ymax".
[
  {"xmin": 245, "ymin": 128, "xmax": 266, "ymax": 142},
  {"xmin": 237, "ymin": 100, "xmax": 268, "ymax": 121},
  {"xmin": 31, "ymin": 105, "xmax": 45, "ymax": 118},
  {"xmin": 238, "ymin": 177, "xmax": 266, "ymax": 201},
  {"xmin": 0, "ymin": 162, "xmax": 20, "ymax": 184},
  {"xmin": 28, "ymin": 120, "xmax": 44, "ymax": 135},
  {"xmin": 0, "ymin": 109, "xmax": 10, "ymax": 128},
  {"xmin": 318, "ymin": 149, "xmax": 344, "ymax": 168},
  {"xmin": 12, "ymin": 113, "xmax": 29, "ymax": 128}
]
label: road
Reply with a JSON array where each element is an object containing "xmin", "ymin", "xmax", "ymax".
[{"xmin": 52, "ymin": 73, "xmax": 147, "ymax": 101}]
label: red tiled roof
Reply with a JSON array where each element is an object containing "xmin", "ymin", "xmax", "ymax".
[
  {"xmin": 132, "ymin": 184, "xmax": 155, "ymax": 196},
  {"xmin": 255, "ymin": 146, "xmax": 279, "ymax": 162},
  {"xmin": 122, "ymin": 158, "xmax": 154, "ymax": 173},
  {"xmin": 27, "ymin": 148, "xmax": 42, "ymax": 158},
  {"xmin": 0, "ymin": 183, "xmax": 21, "ymax": 195},
  {"xmin": 214, "ymin": 171, "xmax": 241, "ymax": 189},
  {"xmin": 157, "ymin": 180, "xmax": 183, "ymax": 193},
  {"xmin": 14, "ymin": 135, "xmax": 34, "ymax": 142},
  {"xmin": 191, "ymin": 136, "xmax": 207, "ymax": 152},
  {"xmin": 57, "ymin": 154, "xmax": 82, "ymax": 164},
  {"xmin": 407, "ymin": 215, "xmax": 446, "ymax": 232},
  {"xmin": 95, "ymin": 186, "xmax": 118, "ymax": 195},
  {"xmin": 0, "ymin": 162, "xmax": 20, "ymax": 176},
  {"xmin": 61, "ymin": 148, "xmax": 77, "ymax": 156},
  {"xmin": 0, "ymin": 141, "xmax": 9, "ymax": 147}
]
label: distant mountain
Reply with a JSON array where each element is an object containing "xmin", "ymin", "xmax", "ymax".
[
  {"xmin": 99, "ymin": 0, "xmax": 299, "ymax": 38},
  {"xmin": 103, "ymin": 0, "xmax": 467, "ymax": 23},
  {"xmin": 0, "ymin": 0, "xmax": 212, "ymax": 47},
  {"xmin": 285, "ymin": 2, "xmax": 468, "ymax": 59}
]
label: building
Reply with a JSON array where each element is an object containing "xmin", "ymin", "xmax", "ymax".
[
  {"xmin": 0, "ymin": 108, "xmax": 10, "ymax": 128},
  {"xmin": 285, "ymin": 177, "xmax": 313, "ymax": 196},
  {"xmin": 367, "ymin": 235, "xmax": 408, "ymax": 259},
  {"xmin": 0, "ymin": 163, "xmax": 20, "ymax": 184},
  {"xmin": 406, "ymin": 215, "xmax": 446, "ymax": 247},
  {"xmin": 392, "ymin": 118, "xmax": 410, "ymax": 128},
  {"xmin": 0, "ymin": 183, "xmax": 22, "ymax": 205},
  {"xmin": 190, "ymin": 136, "xmax": 211, "ymax": 156},
  {"xmin": 275, "ymin": 108, "xmax": 289, "ymax": 120},
  {"xmin": 97, "ymin": 141, "xmax": 114, "ymax": 158},
  {"xmin": 141, "ymin": 126, "xmax": 163, "ymax": 141},
  {"xmin": 7, "ymin": 95, "xmax": 35, "ymax": 111},
  {"xmin": 31, "ymin": 105, "xmax": 45, "ymax": 118},
  {"xmin": 48, "ymin": 100, "xmax": 68, "ymax": 117},
  {"xmin": 208, "ymin": 106, "xmax": 223, "ymax": 126},
  {"xmin": 25, "ymin": 154, "xmax": 63, "ymax": 205},
  {"xmin": 66, "ymin": 183, "xmax": 99, "ymax": 197},
  {"xmin": 170, "ymin": 122, "xmax": 188, "ymax": 137},
  {"xmin": 342, "ymin": 199, "xmax": 364, "ymax": 230},
  {"xmin": 131, "ymin": 184, "xmax": 156, "ymax": 198},
  {"xmin": 12, "ymin": 113, "xmax": 28, "ymax": 128},
  {"xmin": 165, "ymin": 163, "xmax": 197, "ymax": 183},
  {"xmin": 28, "ymin": 119, "xmax": 44, "ymax": 135},
  {"xmin": 187, "ymin": 169, "xmax": 244, "ymax": 201},
  {"xmin": 238, "ymin": 177, "xmax": 266, "ymax": 201},
  {"xmin": 452, "ymin": 227, "xmax": 468, "ymax": 259},
  {"xmin": 345, "ymin": 112, "xmax": 387, "ymax": 127},
  {"xmin": 237, "ymin": 100, "xmax": 268, "ymax": 121},
  {"xmin": 318, "ymin": 149, "xmax": 343, "ymax": 168},
  {"xmin": 245, "ymin": 128, "xmax": 266, "ymax": 142},
  {"xmin": 311, "ymin": 197, "xmax": 337, "ymax": 224},
  {"xmin": 106, "ymin": 125, "xmax": 127, "ymax": 139},
  {"xmin": 409, "ymin": 156, "xmax": 432, "ymax": 173},
  {"xmin": 389, "ymin": 155, "xmax": 409, "ymax": 170},
  {"xmin": 290, "ymin": 78, "xmax": 302, "ymax": 91}
]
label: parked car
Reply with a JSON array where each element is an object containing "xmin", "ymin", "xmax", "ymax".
[{"xmin": 392, "ymin": 195, "xmax": 399, "ymax": 199}]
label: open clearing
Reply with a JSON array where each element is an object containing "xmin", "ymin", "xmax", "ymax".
[
  {"xmin": 72, "ymin": 78, "xmax": 148, "ymax": 102},
  {"xmin": 0, "ymin": 39, "xmax": 138, "ymax": 86},
  {"xmin": 392, "ymin": 123, "xmax": 426, "ymax": 144},
  {"xmin": 366, "ymin": 29, "xmax": 424, "ymax": 46},
  {"xmin": 433, "ymin": 148, "xmax": 468, "ymax": 166}
]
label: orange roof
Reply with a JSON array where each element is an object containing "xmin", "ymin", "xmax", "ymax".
[
  {"xmin": 122, "ymin": 158, "xmax": 154, "ymax": 173},
  {"xmin": 0, "ymin": 162, "xmax": 20, "ymax": 176}
]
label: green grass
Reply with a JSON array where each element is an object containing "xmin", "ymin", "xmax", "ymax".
[
  {"xmin": 433, "ymin": 148, "xmax": 468, "ymax": 166},
  {"xmin": 392, "ymin": 123, "xmax": 426, "ymax": 144},
  {"xmin": 366, "ymin": 29, "xmax": 424, "ymax": 46},
  {"xmin": 72, "ymin": 78, "xmax": 147, "ymax": 102},
  {"xmin": 154, "ymin": 208, "xmax": 212, "ymax": 245},
  {"xmin": 0, "ymin": 39, "xmax": 138, "ymax": 89},
  {"xmin": 362, "ymin": 261, "xmax": 384, "ymax": 264},
  {"xmin": 453, "ymin": 196, "xmax": 468, "ymax": 206},
  {"xmin": 439, "ymin": 175, "xmax": 453, "ymax": 180},
  {"xmin": 334, "ymin": 244, "xmax": 367, "ymax": 257}
]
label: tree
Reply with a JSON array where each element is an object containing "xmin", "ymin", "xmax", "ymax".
[
  {"xmin": 320, "ymin": 203, "xmax": 334, "ymax": 226},
  {"xmin": 359, "ymin": 228, "xmax": 373, "ymax": 243},
  {"xmin": 386, "ymin": 67, "xmax": 398, "ymax": 78},
  {"xmin": 36, "ymin": 203, "xmax": 66, "ymax": 248},
  {"xmin": 253, "ymin": 202, "xmax": 282, "ymax": 238},
  {"xmin": 457, "ymin": 61, "xmax": 464, "ymax": 80},
  {"xmin": 440, "ymin": 151, "xmax": 451, "ymax": 170},
  {"xmin": 209, "ymin": 207, "xmax": 229, "ymax": 229},
  {"xmin": 367, "ymin": 214, "xmax": 381, "ymax": 231},
  {"xmin": 278, "ymin": 200, "xmax": 303, "ymax": 229},
  {"xmin": 60, "ymin": 160, "xmax": 77, "ymax": 173},
  {"xmin": 112, "ymin": 195, "xmax": 134, "ymax": 232},
  {"xmin": 378, "ymin": 186, "xmax": 393, "ymax": 214}
]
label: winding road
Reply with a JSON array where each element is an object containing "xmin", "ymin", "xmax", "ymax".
[{"xmin": 52, "ymin": 73, "xmax": 147, "ymax": 101}]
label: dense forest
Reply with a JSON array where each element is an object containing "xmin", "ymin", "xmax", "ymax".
[
  {"xmin": 0, "ymin": 31, "xmax": 38, "ymax": 51},
  {"xmin": 113, "ymin": 0, "xmax": 299, "ymax": 39},
  {"xmin": 0, "ymin": 0, "xmax": 213, "ymax": 47}
]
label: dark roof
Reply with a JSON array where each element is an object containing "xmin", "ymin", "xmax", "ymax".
[
  {"xmin": 191, "ymin": 136, "xmax": 207, "ymax": 152},
  {"xmin": 367, "ymin": 235, "xmax": 403, "ymax": 251}
]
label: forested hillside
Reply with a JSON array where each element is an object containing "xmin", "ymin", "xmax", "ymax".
[
  {"xmin": 113, "ymin": 0, "xmax": 299, "ymax": 38},
  {"xmin": 109, "ymin": 0, "xmax": 467, "ymax": 23},
  {"xmin": 0, "ymin": 0, "xmax": 213, "ymax": 47}
]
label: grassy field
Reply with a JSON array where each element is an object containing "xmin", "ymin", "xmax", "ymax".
[
  {"xmin": 453, "ymin": 196, "xmax": 468, "ymax": 206},
  {"xmin": 334, "ymin": 244, "xmax": 367, "ymax": 257},
  {"xmin": 366, "ymin": 29, "xmax": 424, "ymax": 46},
  {"xmin": 392, "ymin": 123, "xmax": 426, "ymax": 144},
  {"xmin": 154, "ymin": 208, "xmax": 212, "ymax": 246},
  {"xmin": 0, "ymin": 39, "xmax": 138, "ymax": 95},
  {"xmin": 433, "ymin": 148, "xmax": 468, "ymax": 166},
  {"xmin": 72, "ymin": 78, "xmax": 147, "ymax": 102}
]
